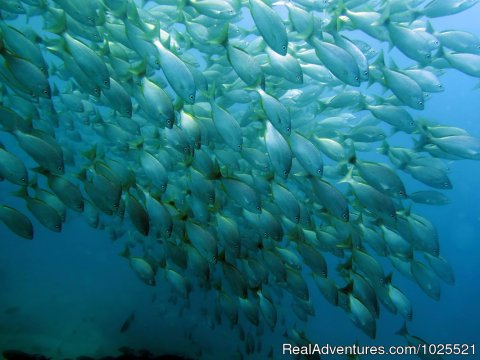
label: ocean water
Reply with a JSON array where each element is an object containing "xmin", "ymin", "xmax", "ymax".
[{"xmin": 1, "ymin": 2, "xmax": 480, "ymax": 360}]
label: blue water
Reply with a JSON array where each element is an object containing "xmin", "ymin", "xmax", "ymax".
[{"xmin": 1, "ymin": 3, "xmax": 480, "ymax": 360}]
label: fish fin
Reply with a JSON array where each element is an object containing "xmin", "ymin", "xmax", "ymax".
[
  {"xmin": 286, "ymin": 225, "xmax": 303, "ymax": 242},
  {"xmin": 129, "ymin": 59, "xmax": 147, "ymax": 76},
  {"xmin": 94, "ymin": 38, "xmax": 110, "ymax": 57},
  {"xmin": 81, "ymin": 145, "xmax": 97, "ymax": 161},
  {"xmin": 389, "ymin": 58, "xmax": 399, "ymax": 70},
  {"xmin": 45, "ymin": 36, "xmax": 67, "ymax": 59},
  {"xmin": 74, "ymin": 168, "xmax": 87, "ymax": 181},
  {"xmin": 396, "ymin": 321, "xmax": 408, "ymax": 337},
  {"xmin": 389, "ymin": 126, "xmax": 400, "ymax": 137},
  {"xmin": 215, "ymin": 22, "xmax": 229, "ymax": 47},
  {"xmin": 425, "ymin": 20, "xmax": 435, "ymax": 34},
  {"xmin": 372, "ymin": 49, "xmax": 385, "ymax": 68},
  {"xmin": 338, "ymin": 166, "xmax": 354, "ymax": 185},
  {"xmin": 29, "ymin": 174, "xmax": 38, "ymax": 189},
  {"xmin": 336, "ymin": 0, "xmax": 347, "ymax": 17},
  {"xmin": 372, "ymin": 2, "xmax": 390, "ymax": 27},
  {"xmin": 338, "ymin": 280, "xmax": 354, "ymax": 295},
  {"xmin": 51, "ymin": 83, "xmax": 60, "ymax": 97},
  {"xmin": 383, "ymin": 272, "xmax": 393, "ymax": 285},
  {"xmin": 377, "ymin": 139, "xmax": 390, "ymax": 155},
  {"xmin": 11, "ymin": 186, "xmax": 29, "ymax": 199},
  {"xmin": 173, "ymin": 97, "xmax": 184, "ymax": 112},
  {"xmin": 346, "ymin": 141, "xmax": 357, "ymax": 164},
  {"xmin": 119, "ymin": 244, "xmax": 131, "ymax": 259}
]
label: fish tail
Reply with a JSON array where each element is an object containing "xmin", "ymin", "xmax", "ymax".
[
  {"xmin": 372, "ymin": 49, "xmax": 386, "ymax": 69},
  {"xmin": 377, "ymin": 140, "xmax": 390, "ymax": 155},
  {"xmin": 395, "ymin": 321, "xmax": 409, "ymax": 337},
  {"xmin": 473, "ymin": 80, "xmax": 480, "ymax": 91},
  {"xmin": 346, "ymin": 142, "xmax": 357, "ymax": 165},
  {"xmin": 338, "ymin": 165, "xmax": 354, "ymax": 185},
  {"xmin": 45, "ymin": 36, "xmax": 67, "ymax": 59},
  {"xmin": 372, "ymin": 1, "xmax": 391, "ymax": 27},
  {"xmin": 119, "ymin": 244, "xmax": 131, "ymax": 259},
  {"xmin": 11, "ymin": 186, "xmax": 29, "ymax": 199}
]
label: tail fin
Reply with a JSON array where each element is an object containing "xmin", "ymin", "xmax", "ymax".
[
  {"xmin": 396, "ymin": 321, "xmax": 408, "ymax": 337},
  {"xmin": 338, "ymin": 165, "xmax": 354, "ymax": 185},
  {"xmin": 119, "ymin": 244, "xmax": 131, "ymax": 259},
  {"xmin": 377, "ymin": 140, "xmax": 390, "ymax": 155}
]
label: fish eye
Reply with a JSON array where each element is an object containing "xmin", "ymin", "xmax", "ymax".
[
  {"xmin": 294, "ymin": 216, "xmax": 299, "ymax": 222},
  {"xmin": 103, "ymin": 79, "xmax": 109, "ymax": 85},
  {"xmin": 355, "ymin": 76, "xmax": 359, "ymax": 81},
  {"xmin": 282, "ymin": 45, "xmax": 287, "ymax": 50},
  {"xmin": 43, "ymin": 89, "xmax": 48, "ymax": 94},
  {"xmin": 317, "ymin": 169, "xmax": 322, "ymax": 174},
  {"xmin": 256, "ymin": 205, "xmax": 260, "ymax": 211},
  {"xmin": 55, "ymin": 224, "xmax": 60, "ymax": 229},
  {"xmin": 283, "ymin": 170, "xmax": 288, "ymax": 176},
  {"xmin": 286, "ymin": 127, "xmax": 291, "ymax": 133},
  {"xmin": 183, "ymin": 146, "xmax": 189, "ymax": 153},
  {"xmin": 390, "ymin": 213, "xmax": 395, "ymax": 218},
  {"xmin": 426, "ymin": 54, "xmax": 431, "ymax": 59},
  {"xmin": 419, "ymin": 101, "xmax": 423, "ymax": 106},
  {"xmin": 296, "ymin": 75, "xmax": 301, "ymax": 80},
  {"xmin": 189, "ymin": 94, "xmax": 194, "ymax": 100},
  {"xmin": 364, "ymin": 71, "xmax": 368, "ymax": 76},
  {"xmin": 57, "ymin": 166, "xmax": 63, "ymax": 171}
]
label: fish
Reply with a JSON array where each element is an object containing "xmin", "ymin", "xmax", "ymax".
[
  {"xmin": 153, "ymin": 38, "xmax": 196, "ymax": 104},
  {"xmin": 264, "ymin": 121, "xmax": 292, "ymax": 179},
  {"xmin": 249, "ymin": 0, "xmax": 288, "ymax": 56},
  {"xmin": 0, "ymin": 144, "xmax": 28, "ymax": 186},
  {"xmin": 309, "ymin": 36, "xmax": 361, "ymax": 87},
  {"xmin": 62, "ymin": 33, "xmax": 110, "ymax": 89},
  {"xmin": 123, "ymin": 250, "xmax": 156, "ymax": 287},
  {"xmin": 0, "ymin": 205, "xmax": 33, "ymax": 239},
  {"xmin": 120, "ymin": 311, "xmax": 135, "ymax": 333}
]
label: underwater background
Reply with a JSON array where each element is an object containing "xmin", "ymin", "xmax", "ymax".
[{"xmin": 1, "ymin": 1, "xmax": 480, "ymax": 359}]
